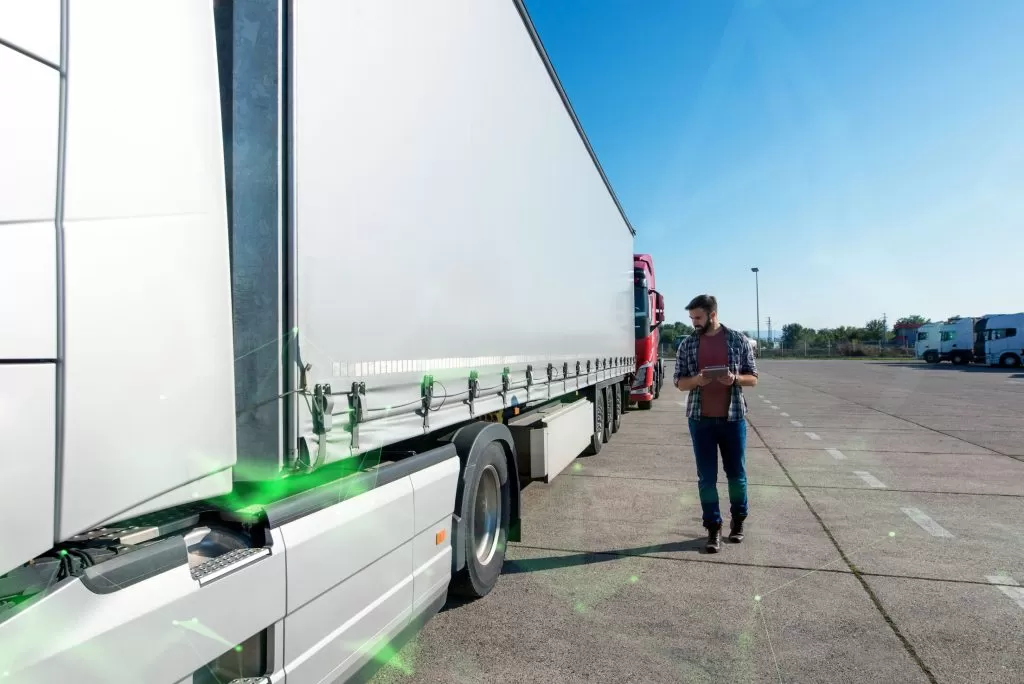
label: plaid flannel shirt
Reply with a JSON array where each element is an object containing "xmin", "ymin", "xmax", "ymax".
[{"xmin": 673, "ymin": 326, "xmax": 758, "ymax": 421}]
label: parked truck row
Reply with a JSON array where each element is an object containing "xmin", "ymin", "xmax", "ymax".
[
  {"xmin": 0, "ymin": 2, "xmax": 665, "ymax": 682},
  {"xmin": 915, "ymin": 313, "xmax": 1023, "ymax": 367}
]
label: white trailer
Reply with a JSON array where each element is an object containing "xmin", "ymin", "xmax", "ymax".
[
  {"xmin": 972, "ymin": 313, "xmax": 1024, "ymax": 367},
  {"xmin": 0, "ymin": 2, "xmax": 640, "ymax": 682}
]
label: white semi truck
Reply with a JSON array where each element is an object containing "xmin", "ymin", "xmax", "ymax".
[
  {"xmin": 916, "ymin": 318, "xmax": 974, "ymax": 365},
  {"xmin": 0, "ymin": 2, "xmax": 654, "ymax": 682},
  {"xmin": 972, "ymin": 313, "xmax": 1024, "ymax": 367}
]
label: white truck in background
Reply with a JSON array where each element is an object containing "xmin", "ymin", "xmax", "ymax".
[
  {"xmin": 972, "ymin": 313, "xmax": 1024, "ymax": 367},
  {"xmin": 916, "ymin": 318, "xmax": 974, "ymax": 365},
  {"xmin": 0, "ymin": 2, "xmax": 650, "ymax": 682}
]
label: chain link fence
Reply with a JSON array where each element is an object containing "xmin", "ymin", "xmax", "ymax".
[{"xmin": 758, "ymin": 340, "xmax": 916, "ymax": 359}]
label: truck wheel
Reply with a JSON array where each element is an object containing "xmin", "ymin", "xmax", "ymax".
[
  {"xmin": 951, "ymin": 352, "xmax": 966, "ymax": 365},
  {"xmin": 1000, "ymin": 353, "xmax": 1021, "ymax": 368},
  {"xmin": 637, "ymin": 400, "xmax": 652, "ymax": 410},
  {"xmin": 601, "ymin": 387, "xmax": 612, "ymax": 443},
  {"xmin": 924, "ymin": 351, "xmax": 939, "ymax": 364},
  {"xmin": 611, "ymin": 382, "xmax": 622, "ymax": 433},
  {"xmin": 653, "ymin": 367, "xmax": 661, "ymax": 400},
  {"xmin": 586, "ymin": 391, "xmax": 604, "ymax": 455},
  {"xmin": 450, "ymin": 441, "xmax": 511, "ymax": 599}
]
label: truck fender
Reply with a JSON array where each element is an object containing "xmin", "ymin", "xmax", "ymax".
[{"xmin": 446, "ymin": 422, "xmax": 521, "ymax": 574}]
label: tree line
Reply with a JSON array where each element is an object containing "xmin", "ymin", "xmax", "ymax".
[
  {"xmin": 659, "ymin": 315, "xmax": 936, "ymax": 350},
  {"xmin": 776, "ymin": 315, "xmax": 930, "ymax": 349}
]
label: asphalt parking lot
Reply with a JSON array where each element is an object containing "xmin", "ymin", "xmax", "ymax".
[{"xmin": 369, "ymin": 360, "xmax": 1024, "ymax": 684}]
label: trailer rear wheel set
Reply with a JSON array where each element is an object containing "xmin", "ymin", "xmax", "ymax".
[{"xmin": 449, "ymin": 378, "xmax": 631, "ymax": 600}]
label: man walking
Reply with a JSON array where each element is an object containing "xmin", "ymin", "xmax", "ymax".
[{"xmin": 674, "ymin": 294, "xmax": 758, "ymax": 553}]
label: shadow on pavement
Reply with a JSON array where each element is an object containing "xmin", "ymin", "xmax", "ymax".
[{"xmin": 502, "ymin": 537, "xmax": 709, "ymax": 576}]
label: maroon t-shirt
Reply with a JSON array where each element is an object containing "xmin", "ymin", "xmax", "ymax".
[{"xmin": 697, "ymin": 330, "xmax": 730, "ymax": 417}]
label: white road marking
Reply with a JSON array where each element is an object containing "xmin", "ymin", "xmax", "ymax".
[
  {"xmin": 758, "ymin": 394, "xmax": 765, "ymax": 398},
  {"xmin": 780, "ymin": 412, "xmax": 790, "ymax": 417},
  {"xmin": 791, "ymin": 420, "xmax": 803, "ymax": 427},
  {"xmin": 771, "ymin": 405, "xmax": 780, "ymax": 410},
  {"xmin": 825, "ymin": 448, "xmax": 846, "ymax": 460},
  {"xmin": 763, "ymin": 399, "xmax": 772, "ymax": 404},
  {"xmin": 854, "ymin": 470, "xmax": 886, "ymax": 488},
  {"xmin": 805, "ymin": 432, "xmax": 821, "ymax": 441},
  {"xmin": 985, "ymin": 576, "xmax": 1024, "ymax": 610},
  {"xmin": 901, "ymin": 507, "xmax": 953, "ymax": 538}
]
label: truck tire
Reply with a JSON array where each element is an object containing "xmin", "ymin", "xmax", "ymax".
[
  {"xmin": 601, "ymin": 387, "xmax": 612, "ymax": 443},
  {"xmin": 637, "ymin": 400, "xmax": 652, "ymax": 410},
  {"xmin": 924, "ymin": 351, "xmax": 939, "ymax": 364},
  {"xmin": 450, "ymin": 440, "xmax": 511, "ymax": 599},
  {"xmin": 586, "ymin": 391, "xmax": 605, "ymax": 455},
  {"xmin": 951, "ymin": 351, "xmax": 968, "ymax": 365},
  {"xmin": 1000, "ymin": 353, "xmax": 1021, "ymax": 368},
  {"xmin": 654, "ymin": 364, "xmax": 662, "ymax": 399},
  {"xmin": 611, "ymin": 382, "xmax": 622, "ymax": 433}
]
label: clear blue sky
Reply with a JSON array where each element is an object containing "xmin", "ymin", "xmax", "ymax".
[{"xmin": 526, "ymin": 0, "xmax": 1024, "ymax": 334}]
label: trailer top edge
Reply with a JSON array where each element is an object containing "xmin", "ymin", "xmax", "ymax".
[{"xmin": 512, "ymin": 0, "xmax": 637, "ymax": 238}]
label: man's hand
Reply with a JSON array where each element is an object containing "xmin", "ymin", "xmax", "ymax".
[
  {"xmin": 716, "ymin": 371, "xmax": 735, "ymax": 386},
  {"xmin": 695, "ymin": 371, "xmax": 712, "ymax": 387}
]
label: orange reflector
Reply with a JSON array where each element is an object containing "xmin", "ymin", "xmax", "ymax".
[
  {"xmin": 435, "ymin": 529, "xmax": 446, "ymax": 545},
  {"xmin": 513, "ymin": 407, "xmax": 519, "ymax": 415}
]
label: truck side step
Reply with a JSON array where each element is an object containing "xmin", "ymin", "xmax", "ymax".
[
  {"xmin": 191, "ymin": 547, "xmax": 271, "ymax": 585},
  {"xmin": 226, "ymin": 679, "xmax": 270, "ymax": 684}
]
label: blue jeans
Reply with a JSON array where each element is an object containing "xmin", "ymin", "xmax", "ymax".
[{"xmin": 688, "ymin": 417, "xmax": 748, "ymax": 527}]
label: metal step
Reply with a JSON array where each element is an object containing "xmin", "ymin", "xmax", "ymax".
[{"xmin": 190, "ymin": 547, "xmax": 271, "ymax": 585}]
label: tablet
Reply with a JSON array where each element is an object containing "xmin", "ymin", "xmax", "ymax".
[{"xmin": 701, "ymin": 365, "xmax": 731, "ymax": 378}]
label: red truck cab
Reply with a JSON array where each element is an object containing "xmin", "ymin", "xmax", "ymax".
[{"xmin": 630, "ymin": 253, "xmax": 665, "ymax": 409}]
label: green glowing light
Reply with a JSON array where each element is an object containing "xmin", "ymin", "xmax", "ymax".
[
  {"xmin": 629, "ymin": 575, "xmax": 639, "ymax": 583},
  {"xmin": 234, "ymin": 645, "xmax": 243, "ymax": 652},
  {"xmin": 172, "ymin": 617, "xmax": 233, "ymax": 647},
  {"xmin": 572, "ymin": 462, "xmax": 583, "ymax": 472},
  {"xmin": 888, "ymin": 531, "xmax": 896, "ymax": 537},
  {"xmin": 754, "ymin": 595, "xmax": 762, "ymax": 602}
]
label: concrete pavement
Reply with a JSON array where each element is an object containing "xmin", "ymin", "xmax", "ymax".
[{"xmin": 368, "ymin": 360, "xmax": 1024, "ymax": 684}]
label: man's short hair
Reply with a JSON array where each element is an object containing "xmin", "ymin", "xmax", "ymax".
[{"xmin": 686, "ymin": 294, "xmax": 717, "ymax": 315}]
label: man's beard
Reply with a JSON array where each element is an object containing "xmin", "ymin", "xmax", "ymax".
[{"xmin": 697, "ymin": 322, "xmax": 710, "ymax": 335}]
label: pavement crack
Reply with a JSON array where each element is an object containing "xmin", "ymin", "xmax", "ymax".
[{"xmin": 747, "ymin": 420, "xmax": 940, "ymax": 684}]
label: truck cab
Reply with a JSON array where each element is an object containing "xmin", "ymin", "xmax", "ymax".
[
  {"xmin": 630, "ymin": 254, "xmax": 664, "ymax": 410},
  {"xmin": 915, "ymin": 323, "xmax": 940, "ymax": 361},
  {"xmin": 974, "ymin": 313, "xmax": 1024, "ymax": 367},
  {"xmin": 918, "ymin": 319, "xmax": 973, "ymax": 364},
  {"xmin": 939, "ymin": 319, "xmax": 975, "ymax": 365}
]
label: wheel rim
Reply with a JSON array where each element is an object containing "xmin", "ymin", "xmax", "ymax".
[{"xmin": 474, "ymin": 464, "xmax": 502, "ymax": 565}]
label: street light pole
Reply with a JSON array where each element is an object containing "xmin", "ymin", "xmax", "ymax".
[{"xmin": 751, "ymin": 267, "xmax": 760, "ymax": 356}]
